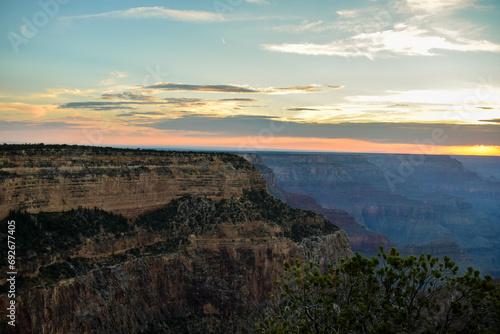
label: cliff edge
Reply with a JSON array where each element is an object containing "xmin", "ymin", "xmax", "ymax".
[
  {"xmin": 0, "ymin": 144, "xmax": 267, "ymax": 219},
  {"xmin": 0, "ymin": 145, "xmax": 352, "ymax": 333}
]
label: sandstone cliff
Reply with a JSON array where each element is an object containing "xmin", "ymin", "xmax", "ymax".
[
  {"xmin": 0, "ymin": 144, "xmax": 267, "ymax": 220},
  {"xmin": 0, "ymin": 145, "xmax": 352, "ymax": 333}
]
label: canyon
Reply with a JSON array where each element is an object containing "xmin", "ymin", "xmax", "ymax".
[
  {"xmin": 256, "ymin": 152, "xmax": 500, "ymax": 276},
  {"xmin": 0, "ymin": 145, "xmax": 352, "ymax": 333},
  {"xmin": 1, "ymin": 144, "xmax": 498, "ymax": 333},
  {"xmin": 241, "ymin": 153, "xmax": 394, "ymax": 255}
]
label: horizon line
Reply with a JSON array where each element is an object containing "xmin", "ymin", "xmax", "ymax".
[{"xmin": 2, "ymin": 142, "xmax": 500, "ymax": 157}]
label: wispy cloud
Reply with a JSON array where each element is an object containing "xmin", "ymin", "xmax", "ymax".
[
  {"xmin": 0, "ymin": 120, "xmax": 83, "ymax": 130},
  {"xmin": 144, "ymin": 82, "xmax": 332, "ymax": 94},
  {"xmin": 101, "ymin": 91, "xmax": 161, "ymax": 102},
  {"xmin": 287, "ymin": 107, "xmax": 322, "ymax": 112},
  {"xmin": 346, "ymin": 88, "xmax": 500, "ymax": 105},
  {"xmin": 479, "ymin": 118, "xmax": 500, "ymax": 123},
  {"xmin": 99, "ymin": 71, "xmax": 128, "ymax": 86},
  {"xmin": 59, "ymin": 100, "xmax": 208, "ymax": 111},
  {"xmin": 0, "ymin": 102, "xmax": 55, "ymax": 117},
  {"xmin": 59, "ymin": 102, "xmax": 143, "ymax": 110},
  {"xmin": 64, "ymin": 7, "xmax": 226, "ymax": 22},
  {"xmin": 218, "ymin": 98, "xmax": 261, "ymax": 102},
  {"xmin": 336, "ymin": 7, "xmax": 381, "ymax": 18},
  {"xmin": 0, "ymin": 88, "xmax": 96, "ymax": 101},
  {"xmin": 272, "ymin": 85, "xmax": 324, "ymax": 94},
  {"xmin": 271, "ymin": 20, "xmax": 332, "ymax": 33},
  {"xmin": 101, "ymin": 93, "xmax": 206, "ymax": 106},
  {"xmin": 116, "ymin": 111, "xmax": 165, "ymax": 118},
  {"xmin": 339, "ymin": 87, "xmax": 500, "ymax": 124},
  {"xmin": 145, "ymin": 83, "xmax": 259, "ymax": 93},
  {"xmin": 263, "ymin": 24, "xmax": 500, "ymax": 59},
  {"xmin": 58, "ymin": 95, "xmax": 263, "ymax": 116},
  {"xmin": 265, "ymin": 0, "xmax": 498, "ymax": 59},
  {"xmin": 388, "ymin": 104, "xmax": 411, "ymax": 108},
  {"xmin": 399, "ymin": 0, "xmax": 480, "ymax": 13}
]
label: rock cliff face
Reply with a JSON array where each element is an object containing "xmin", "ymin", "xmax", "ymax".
[
  {"xmin": 240, "ymin": 153, "xmax": 393, "ymax": 254},
  {"xmin": 258, "ymin": 152, "xmax": 500, "ymax": 276},
  {"xmin": 0, "ymin": 145, "xmax": 352, "ymax": 333},
  {"xmin": 400, "ymin": 238, "xmax": 472, "ymax": 261},
  {"xmin": 4, "ymin": 228, "xmax": 350, "ymax": 334},
  {"xmin": 454, "ymin": 155, "xmax": 500, "ymax": 181},
  {"xmin": 0, "ymin": 144, "xmax": 267, "ymax": 220},
  {"xmin": 364, "ymin": 153, "xmax": 500, "ymax": 219}
]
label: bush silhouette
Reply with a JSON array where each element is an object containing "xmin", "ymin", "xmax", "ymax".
[{"xmin": 257, "ymin": 247, "xmax": 500, "ymax": 333}]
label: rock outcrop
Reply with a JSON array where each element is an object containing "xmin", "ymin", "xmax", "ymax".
[
  {"xmin": 0, "ymin": 144, "xmax": 267, "ymax": 220},
  {"xmin": 364, "ymin": 153, "xmax": 500, "ymax": 219},
  {"xmin": 3, "ymin": 228, "xmax": 350, "ymax": 334},
  {"xmin": 400, "ymin": 238, "xmax": 474, "ymax": 273},
  {"xmin": 241, "ymin": 153, "xmax": 394, "ymax": 254},
  {"xmin": 0, "ymin": 145, "xmax": 352, "ymax": 333},
  {"xmin": 257, "ymin": 152, "xmax": 500, "ymax": 276}
]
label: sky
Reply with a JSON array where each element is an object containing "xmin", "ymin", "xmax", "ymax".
[{"xmin": 1, "ymin": 0, "xmax": 500, "ymax": 155}]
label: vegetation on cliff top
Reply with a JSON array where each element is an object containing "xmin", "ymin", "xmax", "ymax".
[
  {"xmin": 2, "ymin": 207, "xmax": 129, "ymax": 257},
  {"xmin": 0, "ymin": 143, "xmax": 254, "ymax": 171},
  {"xmin": 257, "ymin": 247, "xmax": 500, "ymax": 334},
  {"xmin": 136, "ymin": 190, "xmax": 338, "ymax": 242},
  {"xmin": 0, "ymin": 190, "xmax": 338, "ymax": 291}
]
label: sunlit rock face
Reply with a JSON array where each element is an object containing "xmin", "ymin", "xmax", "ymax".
[
  {"xmin": 0, "ymin": 145, "xmax": 352, "ymax": 334},
  {"xmin": 0, "ymin": 144, "xmax": 267, "ymax": 220}
]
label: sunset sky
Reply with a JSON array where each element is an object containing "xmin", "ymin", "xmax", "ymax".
[{"xmin": 1, "ymin": 0, "xmax": 499, "ymax": 155}]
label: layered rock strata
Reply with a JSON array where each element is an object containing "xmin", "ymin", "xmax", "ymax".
[
  {"xmin": 256, "ymin": 152, "xmax": 500, "ymax": 276},
  {"xmin": 241, "ymin": 153, "xmax": 393, "ymax": 254},
  {"xmin": 0, "ymin": 144, "xmax": 267, "ymax": 219},
  {"xmin": 0, "ymin": 145, "xmax": 352, "ymax": 333}
]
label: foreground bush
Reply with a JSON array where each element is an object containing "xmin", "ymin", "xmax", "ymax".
[{"xmin": 257, "ymin": 247, "xmax": 500, "ymax": 333}]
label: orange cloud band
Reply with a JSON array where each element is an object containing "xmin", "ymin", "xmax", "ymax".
[{"xmin": 2, "ymin": 129, "xmax": 499, "ymax": 156}]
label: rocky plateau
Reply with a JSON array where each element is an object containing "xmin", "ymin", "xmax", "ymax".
[{"xmin": 0, "ymin": 145, "xmax": 352, "ymax": 333}]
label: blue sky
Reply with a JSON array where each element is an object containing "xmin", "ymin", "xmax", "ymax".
[{"xmin": 1, "ymin": 0, "xmax": 500, "ymax": 154}]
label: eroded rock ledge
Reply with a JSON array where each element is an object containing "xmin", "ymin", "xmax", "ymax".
[
  {"xmin": 0, "ymin": 144, "xmax": 266, "ymax": 219},
  {"xmin": 0, "ymin": 145, "xmax": 352, "ymax": 333}
]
